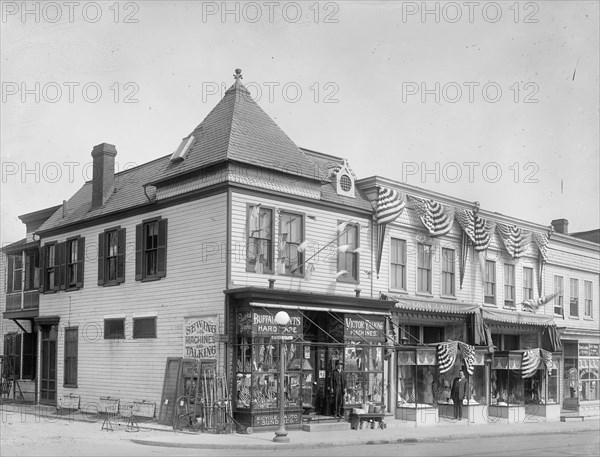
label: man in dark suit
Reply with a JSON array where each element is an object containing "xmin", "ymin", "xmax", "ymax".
[
  {"xmin": 451, "ymin": 370, "xmax": 468, "ymax": 420},
  {"xmin": 331, "ymin": 361, "xmax": 346, "ymax": 419}
]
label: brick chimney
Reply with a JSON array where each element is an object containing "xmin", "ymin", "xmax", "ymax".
[
  {"xmin": 551, "ymin": 218, "xmax": 569, "ymax": 234},
  {"xmin": 91, "ymin": 143, "xmax": 117, "ymax": 209}
]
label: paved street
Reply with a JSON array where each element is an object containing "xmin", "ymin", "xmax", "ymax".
[{"xmin": 1, "ymin": 405, "xmax": 599, "ymax": 457}]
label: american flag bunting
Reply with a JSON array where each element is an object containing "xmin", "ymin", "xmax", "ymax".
[{"xmin": 408, "ymin": 195, "xmax": 455, "ymax": 237}]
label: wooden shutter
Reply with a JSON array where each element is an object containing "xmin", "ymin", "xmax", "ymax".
[
  {"xmin": 97, "ymin": 232, "xmax": 105, "ymax": 286},
  {"xmin": 116, "ymin": 228, "xmax": 126, "ymax": 284},
  {"xmin": 22, "ymin": 332, "xmax": 36, "ymax": 379},
  {"xmin": 135, "ymin": 223, "xmax": 142, "ymax": 281},
  {"xmin": 39, "ymin": 246, "xmax": 46, "ymax": 292},
  {"xmin": 6, "ymin": 255, "xmax": 13, "ymax": 293},
  {"xmin": 76, "ymin": 237, "xmax": 85, "ymax": 288},
  {"xmin": 157, "ymin": 219, "xmax": 168, "ymax": 278}
]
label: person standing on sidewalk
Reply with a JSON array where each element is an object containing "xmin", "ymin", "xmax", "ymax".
[
  {"xmin": 331, "ymin": 361, "xmax": 346, "ymax": 419},
  {"xmin": 451, "ymin": 370, "xmax": 468, "ymax": 420}
]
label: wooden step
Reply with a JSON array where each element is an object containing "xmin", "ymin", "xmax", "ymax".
[
  {"xmin": 302, "ymin": 421, "xmax": 352, "ymax": 432},
  {"xmin": 560, "ymin": 415, "xmax": 585, "ymax": 421}
]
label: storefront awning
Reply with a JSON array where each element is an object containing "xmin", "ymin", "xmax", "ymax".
[
  {"xmin": 481, "ymin": 307, "xmax": 554, "ymax": 326},
  {"xmin": 249, "ymin": 302, "xmax": 391, "ymax": 316},
  {"xmin": 388, "ymin": 295, "xmax": 480, "ymax": 315}
]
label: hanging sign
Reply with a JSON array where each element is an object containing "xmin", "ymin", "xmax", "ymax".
[
  {"xmin": 343, "ymin": 314, "xmax": 385, "ymax": 341},
  {"xmin": 184, "ymin": 315, "xmax": 219, "ymax": 359}
]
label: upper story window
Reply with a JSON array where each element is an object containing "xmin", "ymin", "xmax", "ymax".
[
  {"xmin": 554, "ymin": 276, "xmax": 564, "ymax": 316},
  {"xmin": 337, "ymin": 223, "xmax": 359, "ymax": 283},
  {"xmin": 278, "ymin": 211, "xmax": 304, "ymax": 276},
  {"xmin": 584, "ymin": 281, "xmax": 593, "ymax": 318},
  {"xmin": 135, "ymin": 217, "xmax": 167, "ymax": 281},
  {"xmin": 390, "ymin": 238, "xmax": 407, "ymax": 291},
  {"xmin": 98, "ymin": 227, "xmax": 126, "ymax": 286},
  {"xmin": 247, "ymin": 205, "xmax": 273, "ymax": 274},
  {"xmin": 570, "ymin": 278, "xmax": 579, "ymax": 317},
  {"xmin": 441, "ymin": 248, "xmax": 455, "ymax": 297},
  {"xmin": 484, "ymin": 260, "xmax": 496, "ymax": 305},
  {"xmin": 504, "ymin": 264, "xmax": 515, "ymax": 308},
  {"xmin": 42, "ymin": 237, "xmax": 85, "ymax": 292},
  {"xmin": 417, "ymin": 243, "xmax": 432, "ymax": 294},
  {"xmin": 523, "ymin": 267, "xmax": 534, "ymax": 301},
  {"xmin": 7, "ymin": 253, "xmax": 23, "ymax": 293},
  {"xmin": 43, "ymin": 243, "xmax": 57, "ymax": 292}
]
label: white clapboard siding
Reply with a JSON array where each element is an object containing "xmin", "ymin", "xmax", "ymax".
[
  {"xmin": 229, "ymin": 192, "xmax": 374, "ymax": 298},
  {"xmin": 39, "ymin": 193, "xmax": 227, "ymax": 409}
]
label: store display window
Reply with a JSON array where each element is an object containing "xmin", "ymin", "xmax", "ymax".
[
  {"xmin": 397, "ymin": 349, "xmax": 438, "ymax": 408},
  {"xmin": 491, "ymin": 353, "xmax": 524, "ymax": 406},
  {"xmin": 344, "ymin": 343, "xmax": 384, "ymax": 405}
]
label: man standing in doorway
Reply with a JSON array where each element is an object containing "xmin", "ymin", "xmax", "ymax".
[
  {"xmin": 331, "ymin": 361, "xmax": 346, "ymax": 419},
  {"xmin": 451, "ymin": 370, "xmax": 468, "ymax": 420}
]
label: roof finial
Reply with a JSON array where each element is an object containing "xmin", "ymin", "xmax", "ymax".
[{"xmin": 233, "ymin": 68, "xmax": 243, "ymax": 82}]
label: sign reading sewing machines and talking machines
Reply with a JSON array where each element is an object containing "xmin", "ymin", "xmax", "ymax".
[
  {"xmin": 343, "ymin": 314, "xmax": 385, "ymax": 341},
  {"xmin": 184, "ymin": 315, "xmax": 219, "ymax": 359},
  {"xmin": 237, "ymin": 309, "xmax": 303, "ymax": 337}
]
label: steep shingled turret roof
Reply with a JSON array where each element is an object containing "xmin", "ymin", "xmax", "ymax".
[{"xmin": 155, "ymin": 69, "xmax": 322, "ymax": 184}]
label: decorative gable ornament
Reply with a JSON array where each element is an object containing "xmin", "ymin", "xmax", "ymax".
[{"xmin": 331, "ymin": 159, "xmax": 356, "ymax": 198}]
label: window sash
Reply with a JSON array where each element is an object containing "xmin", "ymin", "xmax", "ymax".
[
  {"xmin": 133, "ymin": 317, "xmax": 157, "ymax": 339},
  {"xmin": 144, "ymin": 221, "xmax": 159, "ymax": 276},
  {"xmin": 247, "ymin": 206, "xmax": 273, "ymax": 273},
  {"xmin": 10, "ymin": 254, "xmax": 23, "ymax": 292},
  {"xmin": 441, "ymin": 249, "xmax": 455, "ymax": 296},
  {"xmin": 337, "ymin": 224, "xmax": 359, "ymax": 282},
  {"xmin": 64, "ymin": 328, "xmax": 78, "ymax": 386},
  {"xmin": 106, "ymin": 230, "xmax": 118, "ymax": 282},
  {"xmin": 279, "ymin": 212, "xmax": 304, "ymax": 275},
  {"xmin": 67, "ymin": 239, "xmax": 78, "ymax": 287},
  {"xmin": 504, "ymin": 264, "xmax": 515, "ymax": 306},
  {"xmin": 391, "ymin": 239, "xmax": 406, "ymax": 290},
  {"xmin": 570, "ymin": 279, "xmax": 579, "ymax": 316},
  {"xmin": 484, "ymin": 261, "xmax": 496, "ymax": 304},
  {"xmin": 523, "ymin": 268, "xmax": 534, "ymax": 300},
  {"xmin": 417, "ymin": 244, "xmax": 432, "ymax": 293},
  {"xmin": 554, "ymin": 276, "xmax": 564, "ymax": 314},
  {"xmin": 584, "ymin": 281, "xmax": 593, "ymax": 317},
  {"xmin": 104, "ymin": 319, "xmax": 125, "ymax": 339}
]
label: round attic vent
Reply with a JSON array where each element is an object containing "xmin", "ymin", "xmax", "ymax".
[{"xmin": 340, "ymin": 174, "xmax": 352, "ymax": 192}]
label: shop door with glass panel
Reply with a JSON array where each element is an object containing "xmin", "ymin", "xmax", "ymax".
[{"xmin": 40, "ymin": 325, "xmax": 58, "ymax": 404}]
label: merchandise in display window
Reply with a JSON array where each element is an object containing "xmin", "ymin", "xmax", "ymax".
[
  {"xmin": 344, "ymin": 344, "xmax": 384, "ymax": 405},
  {"xmin": 491, "ymin": 353, "xmax": 524, "ymax": 405},
  {"xmin": 547, "ymin": 362, "xmax": 559, "ymax": 404},
  {"xmin": 397, "ymin": 349, "xmax": 438, "ymax": 408},
  {"xmin": 578, "ymin": 343, "xmax": 600, "ymax": 402}
]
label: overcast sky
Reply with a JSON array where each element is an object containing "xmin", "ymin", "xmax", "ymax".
[{"xmin": 1, "ymin": 0, "xmax": 598, "ymax": 244}]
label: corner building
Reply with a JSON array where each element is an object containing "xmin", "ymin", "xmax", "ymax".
[{"xmin": 1, "ymin": 72, "xmax": 598, "ymax": 429}]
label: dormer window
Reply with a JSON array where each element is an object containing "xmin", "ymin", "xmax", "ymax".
[
  {"xmin": 333, "ymin": 159, "xmax": 356, "ymax": 198},
  {"xmin": 170, "ymin": 135, "xmax": 195, "ymax": 162}
]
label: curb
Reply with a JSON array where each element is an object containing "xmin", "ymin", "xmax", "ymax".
[{"xmin": 129, "ymin": 425, "xmax": 600, "ymax": 450}]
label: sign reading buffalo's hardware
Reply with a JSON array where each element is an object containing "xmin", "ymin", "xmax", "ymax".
[
  {"xmin": 344, "ymin": 314, "xmax": 385, "ymax": 341},
  {"xmin": 251, "ymin": 309, "xmax": 303, "ymax": 337},
  {"xmin": 184, "ymin": 315, "xmax": 219, "ymax": 359}
]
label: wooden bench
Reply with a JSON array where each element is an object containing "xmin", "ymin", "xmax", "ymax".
[
  {"xmin": 349, "ymin": 412, "xmax": 386, "ymax": 430},
  {"xmin": 560, "ymin": 415, "xmax": 585, "ymax": 422}
]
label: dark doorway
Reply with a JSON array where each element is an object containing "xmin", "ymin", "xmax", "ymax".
[{"xmin": 40, "ymin": 325, "xmax": 57, "ymax": 404}]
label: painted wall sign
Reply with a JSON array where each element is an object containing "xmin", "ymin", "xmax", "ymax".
[
  {"xmin": 184, "ymin": 315, "xmax": 219, "ymax": 359},
  {"xmin": 253, "ymin": 411, "xmax": 301, "ymax": 427},
  {"xmin": 343, "ymin": 314, "xmax": 385, "ymax": 341}
]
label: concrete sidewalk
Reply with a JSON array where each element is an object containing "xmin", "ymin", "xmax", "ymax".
[
  {"xmin": 129, "ymin": 416, "xmax": 600, "ymax": 450},
  {"xmin": 2, "ymin": 403, "xmax": 598, "ymax": 450}
]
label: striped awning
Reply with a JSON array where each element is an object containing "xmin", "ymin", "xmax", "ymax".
[
  {"xmin": 481, "ymin": 307, "xmax": 554, "ymax": 326},
  {"xmin": 391, "ymin": 296, "xmax": 480, "ymax": 315}
]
